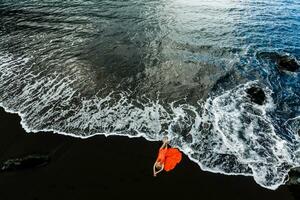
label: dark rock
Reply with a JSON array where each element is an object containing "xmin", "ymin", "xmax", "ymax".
[
  {"xmin": 287, "ymin": 167, "xmax": 300, "ymax": 185},
  {"xmin": 257, "ymin": 52, "xmax": 299, "ymax": 72},
  {"xmin": 278, "ymin": 56, "xmax": 300, "ymax": 72},
  {"xmin": 0, "ymin": 154, "xmax": 50, "ymax": 172},
  {"xmin": 246, "ymin": 86, "xmax": 266, "ymax": 105}
]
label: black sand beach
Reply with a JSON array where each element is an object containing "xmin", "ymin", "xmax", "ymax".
[{"xmin": 0, "ymin": 107, "xmax": 298, "ymax": 200}]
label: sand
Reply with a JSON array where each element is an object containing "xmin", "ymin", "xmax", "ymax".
[{"xmin": 0, "ymin": 107, "xmax": 298, "ymax": 199}]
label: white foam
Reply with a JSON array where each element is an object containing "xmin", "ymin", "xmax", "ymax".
[{"xmin": 1, "ymin": 51, "xmax": 300, "ymax": 190}]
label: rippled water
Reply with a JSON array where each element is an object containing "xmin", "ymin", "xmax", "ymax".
[{"xmin": 0, "ymin": 0, "xmax": 299, "ymax": 189}]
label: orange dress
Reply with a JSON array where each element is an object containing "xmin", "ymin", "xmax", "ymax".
[{"xmin": 156, "ymin": 147, "xmax": 182, "ymax": 171}]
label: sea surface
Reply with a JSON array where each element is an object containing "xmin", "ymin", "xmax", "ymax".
[{"xmin": 0, "ymin": 0, "xmax": 299, "ymax": 190}]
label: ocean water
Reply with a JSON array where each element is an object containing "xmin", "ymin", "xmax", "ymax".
[{"xmin": 0, "ymin": 0, "xmax": 299, "ymax": 189}]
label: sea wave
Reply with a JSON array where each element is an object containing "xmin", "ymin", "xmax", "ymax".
[{"xmin": 1, "ymin": 52, "xmax": 300, "ymax": 190}]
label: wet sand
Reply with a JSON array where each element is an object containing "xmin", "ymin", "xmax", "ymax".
[{"xmin": 0, "ymin": 107, "xmax": 298, "ymax": 199}]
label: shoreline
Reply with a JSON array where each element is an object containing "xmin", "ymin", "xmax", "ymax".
[{"xmin": 0, "ymin": 107, "xmax": 298, "ymax": 199}]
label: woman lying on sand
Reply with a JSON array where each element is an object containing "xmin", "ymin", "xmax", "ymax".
[{"xmin": 153, "ymin": 137, "xmax": 182, "ymax": 177}]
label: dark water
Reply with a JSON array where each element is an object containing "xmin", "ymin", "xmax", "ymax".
[{"xmin": 0, "ymin": 0, "xmax": 299, "ymax": 189}]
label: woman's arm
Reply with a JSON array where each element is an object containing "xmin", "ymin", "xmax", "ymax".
[
  {"xmin": 160, "ymin": 137, "xmax": 169, "ymax": 149},
  {"xmin": 160, "ymin": 142, "xmax": 167, "ymax": 149},
  {"xmin": 153, "ymin": 162, "xmax": 158, "ymax": 176},
  {"xmin": 153, "ymin": 162, "xmax": 164, "ymax": 177}
]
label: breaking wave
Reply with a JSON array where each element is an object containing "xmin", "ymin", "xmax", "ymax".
[{"xmin": 1, "ymin": 51, "xmax": 300, "ymax": 190}]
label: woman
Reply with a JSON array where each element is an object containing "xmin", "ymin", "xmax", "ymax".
[{"xmin": 153, "ymin": 137, "xmax": 182, "ymax": 177}]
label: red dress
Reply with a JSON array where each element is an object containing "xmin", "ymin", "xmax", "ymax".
[{"xmin": 156, "ymin": 147, "xmax": 182, "ymax": 171}]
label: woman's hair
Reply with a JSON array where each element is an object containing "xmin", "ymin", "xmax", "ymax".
[{"xmin": 155, "ymin": 162, "xmax": 162, "ymax": 169}]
